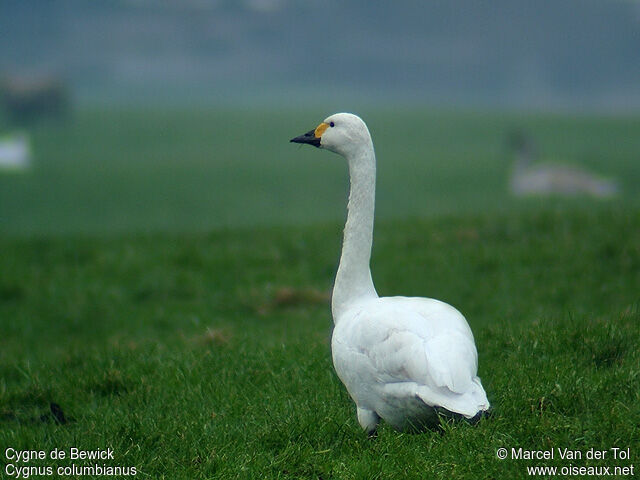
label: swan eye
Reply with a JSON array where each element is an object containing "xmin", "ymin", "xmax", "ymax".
[{"xmin": 330, "ymin": 121, "xmax": 335, "ymax": 127}]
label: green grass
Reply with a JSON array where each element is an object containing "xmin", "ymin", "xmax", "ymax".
[
  {"xmin": 1, "ymin": 208, "xmax": 638, "ymax": 479},
  {"xmin": 1, "ymin": 108, "xmax": 639, "ymax": 234}
]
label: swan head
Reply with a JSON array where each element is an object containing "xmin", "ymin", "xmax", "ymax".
[{"xmin": 290, "ymin": 113, "xmax": 372, "ymax": 157}]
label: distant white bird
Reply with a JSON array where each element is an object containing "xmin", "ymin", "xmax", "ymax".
[
  {"xmin": 508, "ymin": 130, "xmax": 618, "ymax": 198},
  {"xmin": 0, "ymin": 132, "xmax": 31, "ymax": 171},
  {"xmin": 291, "ymin": 113, "xmax": 490, "ymax": 434}
]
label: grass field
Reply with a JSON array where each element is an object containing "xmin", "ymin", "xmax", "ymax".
[{"xmin": 1, "ymin": 108, "xmax": 639, "ymax": 478}]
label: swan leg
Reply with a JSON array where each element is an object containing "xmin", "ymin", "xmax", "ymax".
[{"xmin": 357, "ymin": 407, "xmax": 380, "ymax": 437}]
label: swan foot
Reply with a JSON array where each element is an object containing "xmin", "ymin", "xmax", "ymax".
[{"xmin": 357, "ymin": 407, "xmax": 379, "ymax": 437}]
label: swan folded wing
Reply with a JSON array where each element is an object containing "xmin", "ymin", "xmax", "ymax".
[
  {"xmin": 417, "ymin": 332, "xmax": 489, "ymax": 418},
  {"xmin": 366, "ymin": 326, "xmax": 476, "ymax": 392},
  {"xmin": 353, "ymin": 308, "xmax": 485, "ymax": 417},
  {"xmin": 423, "ymin": 332, "xmax": 477, "ymax": 393}
]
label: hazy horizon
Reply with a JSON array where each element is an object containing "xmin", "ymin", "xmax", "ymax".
[{"xmin": 1, "ymin": 0, "xmax": 640, "ymax": 112}]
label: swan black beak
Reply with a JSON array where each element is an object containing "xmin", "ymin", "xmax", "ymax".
[{"xmin": 290, "ymin": 129, "xmax": 321, "ymax": 148}]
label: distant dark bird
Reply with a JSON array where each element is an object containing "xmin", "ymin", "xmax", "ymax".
[
  {"xmin": 50, "ymin": 403, "xmax": 67, "ymax": 425},
  {"xmin": 0, "ymin": 75, "xmax": 70, "ymax": 125},
  {"xmin": 507, "ymin": 130, "xmax": 619, "ymax": 198}
]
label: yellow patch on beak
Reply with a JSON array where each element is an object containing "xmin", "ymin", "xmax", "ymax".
[{"xmin": 314, "ymin": 122, "xmax": 329, "ymax": 138}]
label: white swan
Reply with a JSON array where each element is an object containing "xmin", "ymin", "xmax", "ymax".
[
  {"xmin": 0, "ymin": 132, "xmax": 31, "ymax": 171},
  {"xmin": 291, "ymin": 113, "xmax": 490, "ymax": 434},
  {"xmin": 508, "ymin": 130, "xmax": 619, "ymax": 198}
]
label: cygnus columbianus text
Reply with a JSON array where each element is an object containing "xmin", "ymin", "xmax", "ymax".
[{"xmin": 291, "ymin": 113, "xmax": 490, "ymax": 434}]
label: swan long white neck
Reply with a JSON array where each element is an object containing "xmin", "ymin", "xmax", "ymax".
[{"xmin": 332, "ymin": 143, "xmax": 378, "ymax": 320}]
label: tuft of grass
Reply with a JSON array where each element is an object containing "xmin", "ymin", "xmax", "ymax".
[{"xmin": 1, "ymin": 207, "xmax": 639, "ymax": 478}]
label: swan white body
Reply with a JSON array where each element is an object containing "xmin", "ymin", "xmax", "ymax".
[
  {"xmin": 291, "ymin": 113, "xmax": 489, "ymax": 433},
  {"xmin": 508, "ymin": 131, "xmax": 618, "ymax": 198},
  {"xmin": 0, "ymin": 133, "xmax": 31, "ymax": 171}
]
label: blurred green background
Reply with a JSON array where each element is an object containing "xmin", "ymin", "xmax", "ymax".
[{"xmin": 1, "ymin": 108, "xmax": 639, "ymax": 234}]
